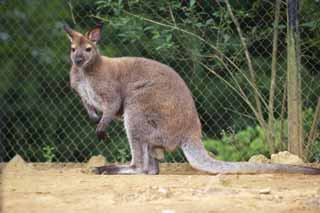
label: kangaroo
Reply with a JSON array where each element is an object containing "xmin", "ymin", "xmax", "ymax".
[{"xmin": 64, "ymin": 24, "xmax": 320, "ymax": 175}]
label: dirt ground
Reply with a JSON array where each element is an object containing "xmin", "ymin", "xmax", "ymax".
[{"xmin": 1, "ymin": 159, "xmax": 320, "ymax": 213}]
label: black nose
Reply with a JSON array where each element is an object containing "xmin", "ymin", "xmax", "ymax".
[{"xmin": 75, "ymin": 57, "xmax": 84, "ymax": 65}]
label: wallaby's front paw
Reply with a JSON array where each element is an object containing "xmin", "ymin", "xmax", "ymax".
[
  {"xmin": 96, "ymin": 129, "xmax": 107, "ymax": 140},
  {"xmin": 89, "ymin": 113, "xmax": 100, "ymax": 124}
]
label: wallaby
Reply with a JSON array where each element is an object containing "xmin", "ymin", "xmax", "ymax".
[{"xmin": 64, "ymin": 24, "xmax": 320, "ymax": 175}]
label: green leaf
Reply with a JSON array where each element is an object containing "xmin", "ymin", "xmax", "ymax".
[{"xmin": 190, "ymin": 0, "xmax": 196, "ymax": 7}]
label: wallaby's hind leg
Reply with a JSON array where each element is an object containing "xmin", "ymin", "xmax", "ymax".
[
  {"xmin": 142, "ymin": 143, "xmax": 150, "ymax": 173},
  {"xmin": 93, "ymin": 132, "xmax": 145, "ymax": 174},
  {"xmin": 92, "ymin": 142, "xmax": 159, "ymax": 175},
  {"xmin": 93, "ymin": 110, "xmax": 163, "ymax": 175},
  {"xmin": 148, "ymin": 157, "xmax": 159, "ymax": 175},
  {"xmin": 93, "ymin": 139, "xmax": 145, "ymax": 174},
  {"xmin": 93, "ymin": 127, "xmax": 159, "ymax": 175},
  {"xmin": 143, "ymin": 144, "xmax": 160, "ymax": 175}
]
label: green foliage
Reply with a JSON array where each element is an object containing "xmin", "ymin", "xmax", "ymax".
[
  {"xmin": 116, "ymin": 147, "xmax": 130, "ymax": 163},
  {"xmin": 310, "ymin": 140, "xmax": 320, "ymax": 162},
  {"xmin": 203, "ymin": 108, "xmax": 320, "ymax": 162},
  {"xmin": 42, "ymin": 145, "xmax": 56, "ymax": 162},
  {"xmin": 203, "ymin": 126, "xmax": 270, "ymax": 161},
  {"xmin": 304, "ymin": 108, "xmax": 320, "ymax": 162}
]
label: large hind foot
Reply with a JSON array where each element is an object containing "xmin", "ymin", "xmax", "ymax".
[{"xmin": 91, "ymin": 165, "xmax": 145, "ymax": 175}]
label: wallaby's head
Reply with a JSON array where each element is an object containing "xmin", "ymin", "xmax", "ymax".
[{"xmin": 64, "ymin": 24, "xmax": 103, "ymax": 68}]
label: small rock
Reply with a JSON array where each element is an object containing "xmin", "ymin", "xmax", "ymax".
[
  {"xmin": 259, "ymin": 188, "xmax": 271, "ymax": 194},
  {"xmin": 249, "ymin": 154, "xmax": 271, "ymax": 163},
  {"xmin": 158, "ymin": 187, "xmax": 170, "ymax": 197},
  {"xmin": 305, "ymin": 197, "xmax": 320, "ymax": 208},
  {"xmin": 158, "ymin": 187, "xmax": 167, "ymax": 193},
  {"xmin": 271, "ymin": 151, "xmax": 304, "ymax": 165},
  {"xmin": 162, "ymin": 210, "xmax": 176, "ymax": 213},
  {"xmin": 86, "ymin": 155, "xmax": 106, "ymax": 168},
  {"xmin": 4, "ymin": 154, "xmax": 32, "ymax": 172}
]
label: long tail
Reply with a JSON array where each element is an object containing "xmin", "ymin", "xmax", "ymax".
[{"xmin": 181, "ymin": 140, "xmax": 320, "ymax": 175}]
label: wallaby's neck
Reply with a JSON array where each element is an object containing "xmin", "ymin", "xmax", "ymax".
[{"xmin": 82, "ymin": 54, "xmax": 103, "ymax": 73}]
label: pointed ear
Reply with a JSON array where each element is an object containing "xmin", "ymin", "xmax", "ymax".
[
  {"xmin": 63, "ymin": 25, "xmax": 74, "ymax": 42},
  {"xmin": 85, "ymin": 23, "xmax": 103, "ymax": 44}
]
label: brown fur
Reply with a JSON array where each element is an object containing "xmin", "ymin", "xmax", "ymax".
[{"xmin": 64, "ymin": 25, "xmax": 320, "ymax": 175}]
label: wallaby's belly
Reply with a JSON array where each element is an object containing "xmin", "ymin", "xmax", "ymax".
[{"xmin": 77, "ymin": 79, "xmax": 103, "ymax": 111}]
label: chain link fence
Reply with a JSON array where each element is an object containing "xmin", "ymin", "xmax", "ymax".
[{"xmin": 1, "ymin": 0, "xmax": 320, "ymax": 163}]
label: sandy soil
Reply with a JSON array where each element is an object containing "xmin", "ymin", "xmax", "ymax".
[{"xmin": 1, "ymin": 161, "xmax": 320, "ymax": 213}]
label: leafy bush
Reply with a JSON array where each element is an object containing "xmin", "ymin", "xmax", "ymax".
[
  {"xmin": 204, "ymin": 107, "xmax": 320, "ymax": 162},
  {"xmin": 304, "ymin": 108, "xmax": 320, "ymax": 162},
  {"xmin": 203, "ymin": 126, "xmax": 270, "ymax": 161}
]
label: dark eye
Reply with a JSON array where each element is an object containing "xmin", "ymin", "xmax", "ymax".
[
  {"xmin": 85, "ymin": 47, "xmax": 92, "ymax": 52},
  {"xmin": 71, "ymin": 47, "xmax": 75, "ymax": 52}
]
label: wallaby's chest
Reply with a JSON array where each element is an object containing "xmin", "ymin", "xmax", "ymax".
[{"xmin": 75, "ymin": 72, "xmax": 102, "ymax": 111}]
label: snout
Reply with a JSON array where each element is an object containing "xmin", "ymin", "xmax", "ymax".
[{"xmin": 74, "ymin": 57, "xmax": 84, "ymax": 66}]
